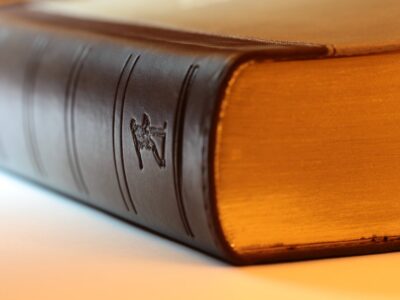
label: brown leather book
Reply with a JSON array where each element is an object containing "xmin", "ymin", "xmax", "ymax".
[{"xmin": 1, "ymin": 0, "xmax": 400, "ymax": 265}]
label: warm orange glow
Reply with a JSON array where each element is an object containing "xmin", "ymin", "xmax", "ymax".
[{"xmin": 215, "ymin": 52, "xmax": 400, "ymax": 256}]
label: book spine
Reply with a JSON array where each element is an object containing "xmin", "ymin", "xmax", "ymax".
[{"xmin": 0, "ymin": 22, "xmax": 236, "ymax": 258}]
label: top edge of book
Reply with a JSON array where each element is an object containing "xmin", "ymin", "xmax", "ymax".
[{"xmin": 14, "ymin": 0, "xmax": 400, "ymax": 57}]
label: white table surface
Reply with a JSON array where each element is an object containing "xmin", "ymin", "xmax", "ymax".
[{"xmin": 1, "ymin": 171, "xmax": 399, "ymax": 300}]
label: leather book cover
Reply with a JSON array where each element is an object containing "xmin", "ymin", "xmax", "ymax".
[{"xmin": 1, "ymin": 0, "xmax": 400, "ymax": 265}]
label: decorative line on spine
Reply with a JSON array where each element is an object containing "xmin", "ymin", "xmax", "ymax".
[
  {"xmin": 0, "ymin": 139, "xmax": 5, "ymax": 161},
  {"xmin": 173, "ymin": 64, "xmax": 199, "ymax": 238},
  {"xmin": 22, "ymin": 37, "xmax": 48, "ymax": 177},
  {"xmin": 112, "ymin": 54, "xmax": 140, "ymax": 213},
  {"xmin": 112, "ymin": 54, "xmax": 132, "ymax": 211},
  {"xmin": 64, "ymin": 46, "xmax": 91, "ymax": 195}
]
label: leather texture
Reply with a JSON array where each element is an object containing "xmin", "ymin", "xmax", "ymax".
[{"xmin": 0, "ymin": 7, "xmax": 332, "ymax": 264}]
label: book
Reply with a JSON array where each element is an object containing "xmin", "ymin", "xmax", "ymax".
[{"xmin": 1, "ymin": 0, "xmax": 400, "ymax": 265}]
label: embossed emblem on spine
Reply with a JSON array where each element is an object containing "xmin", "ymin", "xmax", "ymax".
[{"xmin": 130, "ymin": 113, "xmax": 167, "ymax": 170}]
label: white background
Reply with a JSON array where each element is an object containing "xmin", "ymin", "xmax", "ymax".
[{"xmin": 0, "ymin": 171, "xmax": 399, "ymax": 300}]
